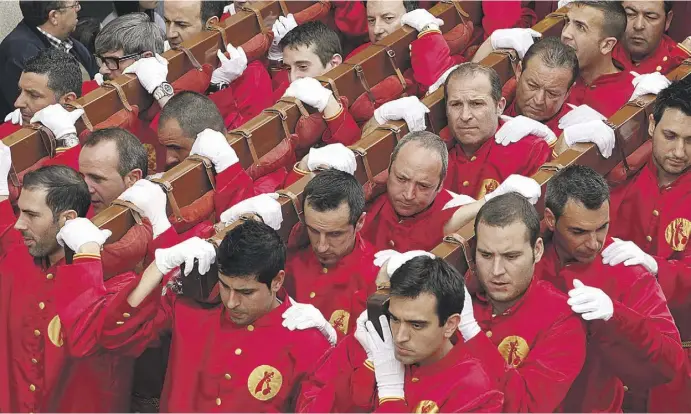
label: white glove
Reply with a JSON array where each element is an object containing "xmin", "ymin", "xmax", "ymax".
[
  {"xmin": 211, "ymin": 43, "xmax": 247, "ymax": 85},
  {"xmin": 400, "ymin": 9, "xmax": 444, "ymax": 32},
  {"xmin": 558, "ymin": 104, "xmax": 606, "ymax": 130},
  {"xmin": 374, "ymin": 96, "xmax": 429, "ymax": 132},
  {"xmin": 602, "ymin": 237, "xmax": 658, "ymax": 275},
  {"xmin": 4, "ymin": 108, "xmax": 22, "ymax": 126},
  {"xmin": 93, "ymin": 73, "xmax": 104, "ymax": 86},
  {"xmin": 567, "ymin": 279, "xmax": 614, "ymax": 321},
  {"xmin": 56, "ymin": 217, "xmax": 112, "ymax": 251},
  {"xmin": 427, "ymin": 64, "xmax": 459, "ymax": 96},
  {"xmin": 374, "ymin": 250, "xmax": 435, "ymax": 277},
  {"xmin": 484, "ymin": 174, "xmax": 541, "ymax": 204},
  {"xmin": 0, "ymin": 141, "xmax": 11, "ymax": 197},
  {"xmin": 366, "ymin": 315, "xmax": 405, "ymax": 400},
  {"xmin": 307, "ymin": 144, "xmax": 357, "ymax": 175},
  {"xmin": 496, "ymin": 115, "xmax": 558, "ymax": 146},
  {"xmin": 564, "ymin": 120, "xmax": 615, "ymax": 158},
  {"xmin": 630, "ymin": 71, "xmax": 671, "ymax": 101},
  {"xmin": 558, "ymin": 0, "xmax": 574, "ymax": 8},
  {"xmin": 123, "ymin": 54, "xmax": 169, "ymax": 94},
  {"xmin": 223, "ymin": 3, "xmax": 236, "ymax": 15},
  {"xmin": 458, "ymin": 285, "xmax": 481, "ymax": 341},
  {"xmin": 490, "ymin": 28, "xmax": 542, "ymax": 59},
  {"xmin": 154, "ymin": 236, "xmax": 216, "ymax": 275},
  {"xmin": 283, "ymin": 77, "xmax": 333, "ymax": 112},
  {"xmin": 268, "ymin": 14, "xmax": 298, "ymax": 61},
  {"xmin": 29, "ymin": 104, "xmax": 84, "ymax": 139},
  {"xmin": 282, "ymin": 297, "xmax": 337, "ymax": 346},
  {"xmin": 190, "ymin": 128, "xmax": 239, "ymax": 173},
  {"xmin": 219, "ymin": 193, "xmax": 283, "ymax": 230},
  {"xmin": 163, "ymin": 40, "xmax": 171, "ymax": 52},
  {"xmin": 354, "ymin": 310, "xmax": 374, "ymax": 361},
  {"xmin": 117, "ymin": 179, "xmax": 172, "ymax": 238},
  {"xmin": 442, "ymin": 191, "xmax": 476, "ymax": 210}
]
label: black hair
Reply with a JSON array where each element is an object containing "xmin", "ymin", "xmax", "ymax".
[
  {"xmin": 390, "ymin": 256, "xmax": 465, "ymax": 326},
  {"xmin": 82, "ymin": 127, "xmax": 149, "ymax": 178},
  {"xmin": 652, "ymin": 77, "xmax": 691, "ymax": 124},
  {"xmin": 19, "ymin": 0, "xmax": 63, "ymax": 26},
  {"xmin": 279, "ymin": 20, "xmax": 342, "ymax": 67},
  {"xmin": 23, "ymin": 48, "xmax": 82, "ymax": 99},
  {"xmin": 572, "ymin": 1, "xmax": 627, "ymax": 41},
  {"xmin": 363, "ymin": 0, "xmax": 420, "ymax": 13},
  {"xmin": 523, "ymin": 37, "xmax": 580, "ymax": 87},
  {"xmin": 475, "ymin": 193, "xmax": 540, "ymax": 248},
  {"xmin": 200, "ymin": 0, "xmax": 225, "ymax": 25},
  {"xmin": 217, "ymin": 220, "xmax": 287, "ymax": 290},
  {"xmin": 303, "ymin": 169, "xmax": 365, "ymax": 226},
  {"xmin": 159, "ymin": 91, "xmax": 226, "ymax": 140},
  {"xmin": 22, "ymin": 165, "xmax": 90, "ymax": 219},
  {"xmin": 545, "ymin": 164, "xmax": 609, "ymax": 219}
]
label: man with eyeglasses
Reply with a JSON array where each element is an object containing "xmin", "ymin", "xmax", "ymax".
[{"xmin": 0, "ymin": 1, "xmax": 98, "ymax": 119}]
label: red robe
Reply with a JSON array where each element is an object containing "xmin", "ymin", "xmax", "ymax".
[
  {"xmin": 361, "ymin": 189, "xmax": 457, "ymax": 252},
  {"xmin": 613, "ymin": 34, "xmax": 691, "ymax": 76},
  {"xmin": 503, "ymin": 99, "xmax": 572, "ymax": 137},
  {"xmin": 566, "ymin": 69, "xmax": 636, "ymax": 118},
  {"xmin": 466, "ymin": 278, "xmax": 587, "ymax": 412},
  {"xmin": 441, "ymin": 124, "xmax": 552, "ymax": 199},
  {"xmin": 285, "ymin": 234, "xmax": 378, "ymax": 337},
  {"xmin": 297, "ymin": 333, "xmax": 504, "ymax": 412},
  {"xmin": 0, "ymin": 120, "xmax": 20, "ymax": 138},
  {"xmin": 534, "ymin": 237, "xmax": 686, "ymax": 412},
  {"xmin": 609, "ymin": 157, "xmax": 691, "ymax": 412},
  {"xmin": 60, "ymin": 264, "xmax": 331, "ymax": 413},
  {"xmin": 0, "ymin": 200, "xmax": 136, "ymax": 412}
]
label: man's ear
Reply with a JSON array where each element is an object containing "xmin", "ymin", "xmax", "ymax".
[
  {"xmin": 329, "ymin": 53, "xmax": 343, "ymax": 68},
  {"xmin": 142, "ymin": 51, "xmax": 154, "ymax": 58},
  {"xmin": 443, "ymin": 313, "xmax": 461, "ymax": 339},
  {"xmin": 123, "ymin": 169, "xmax": 143, "ymax": 188},
  {"xmin": 59, "ymin": 92, "xmax": 78, "ymax": 105},
  {"xmin": 600, "ymin": 37, "xmax": 617, "ymax": 55},
  {"xmin": 648, "ymin": 113, "xmax": 656, "ymax": 137},
  {"xmin": 534, "ymin": 237, "xmax": 545, "ymax": 263},
  {"xmin": 515, "ymin": 61, "xmax": 523, "ymax": 82},
  {"xmin": 59, "ymin": 209, "xmax": 78, "ymax": 227},
  {"xmin": 271, "ymin": 270, "xmax": 285, "ymax": 294},
  {"xmin": 497, "ymin": 96, "xmax": 507, "ymax": 115},
  {"xmin": 354, "ymin": 212, "xmax": 366, "ymax": 233},
  {"xmin": 544, "ymin": 208, "xmax": 556, "ymax": 232},
  {"xmin": 205, "ymin": 15, "xmax": 220, "ymax": 29},
  {"xmin": 48, "ymin": 9, "xmax": 60, "ymax": 26},
  {"xmin": 664, "ymin": 10, "xmax": 674, "ymax": 32}
]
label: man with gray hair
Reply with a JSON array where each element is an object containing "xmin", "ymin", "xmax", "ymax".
[{"xmin": 95, "ymin": 12, "xmax": 164, "ymax": 81}]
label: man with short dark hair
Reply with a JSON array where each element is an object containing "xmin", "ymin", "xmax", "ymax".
[
  {"xmin": 282, "ymin": 169, "xmax": 378, "ymax": 341},
  {"xmin": 1, "ymin": 48, "xmax": 83, "ymax": 138},
  {"xmin": 0, "ymin": 162, "xmax": 137, "ymax": 412},
  {"xmin": 163, "ymin": 0, "xmax": 224, "ymax": 48},
  {"xmin": 535, "ymin": 164, "xmax": 686, "ymax": 412},
  {"xmin": 614, "ymin": 1, "xmax": 690, "ymax": 75},
  {"xmin": 78, "ymin": 127, "xmax": 149, "ymax": 215},
  {"xmin": 458, "ymin": 193, "xmax": 586, "ymax": 412},
  {"xmin": 0, "ymin": 0, "xmax": 97, "ymax": 117},
  {"xmin": 297, "ymin": 255, "xmax": 504, "ymax": 412},
  {"xmin": 604, "ymin": 78, "xmax": 691, "ymax": 412},
  {"xmin": 56, "ymin": 219, "xmax": 331, "ymax": 412}
]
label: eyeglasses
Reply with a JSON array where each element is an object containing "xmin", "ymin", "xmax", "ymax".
[
  {"xmin": 96, "ymin": 52, "xmax": 144, "ymax": 70},
  {"xmin": 57, "ymin": 1, "xmax": 81, "ymax": 11}
]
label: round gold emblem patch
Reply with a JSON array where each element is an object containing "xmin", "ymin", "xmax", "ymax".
[
  {"xmin": 247, "ymin": 365, "xmax": 283, "ymax": 401},
  {"xmin": 476, "ymin": 178, "xmax": 500, "ymax": 200},
  {"xmin": 48, "ymin": 315, "xmax": 63, "ymax": 347},
  {"xmin": 498, "ymin": 335, "xmax": 529, "ymax": 368},
  {"xmin": 329, "ymin": 310, "xmax": 350, "ymax": 334},
  {"xmin": 414, "ymin": 400, "xmax": 439, "ymax": 413},
  {"xmin": 665, "ymin": 218, "xmax": 691, "ymax": 252}
]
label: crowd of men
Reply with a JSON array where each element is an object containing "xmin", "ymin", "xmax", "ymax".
[{"xmin": 0, "ymin": 0, "xmax": 689, "ymax": 412}]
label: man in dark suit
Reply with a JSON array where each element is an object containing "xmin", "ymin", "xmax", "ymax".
[{"xmin": 0, "ymin": 1, "xmax": 97, "ymax": 118}]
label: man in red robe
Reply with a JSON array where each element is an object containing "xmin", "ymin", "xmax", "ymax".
[
  {"xmin": 460, "ymin": 193, "xmax": 587, "ymax": 412},
  {"xmin": 603, "ymin": 78, "xmax": 691, "ymax": 412},
  {"xmin": 535, "ymin": 164, "xmax": 686, "ymax": 412},
  {"xmin": 297, "ymin": 255, "xmax": 504, "ymax": 412}
]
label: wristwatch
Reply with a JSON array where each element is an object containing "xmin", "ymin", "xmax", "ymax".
[
  {"xmin": 153, "ymin": 82, "xmax": 174, "ymax": 100},
  {"xmin": 57, "ymin": 133, "xmax": 79, "ymax": 149}
]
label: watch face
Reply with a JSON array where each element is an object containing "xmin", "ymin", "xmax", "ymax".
[{"xmin": 162, "ymin": 83, "xmax": 174, "ymax": 94}]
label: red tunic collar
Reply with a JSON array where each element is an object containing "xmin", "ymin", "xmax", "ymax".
[
  {"xmin": 644, "ymin": 155, "xmax": 691, "ymax": 190},
  {"xmin": 473, "ymin": 277, "xmax": 537, "ymax": 317},
  {"xmin": 220, "ymin": 291, "xmax": 291, "ymax": 329},
  {"xmin": 407, "ymin": 332, "xmax": 469, "ymax": 377},
  {"xmin": 304, "ymin": 233, "xmax": 371, "ymax": 276}
]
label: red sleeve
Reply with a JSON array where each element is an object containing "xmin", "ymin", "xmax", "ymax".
[
  {"xmin": 518, "ymin": 137, "xmax": 552, "ymax": 177},
  {"xmin": 0, "ymin": 199, "xmax": 20, "ymax": 256},
  {"xmin": 592, "ymin": 272, "xmax": 685, "ymax": 389},
  {"xmin": 410, "ymin": 30, "xmax": 456, "ymax": 91},
  {"xmin": 285, "ymin": 330, "xmax": 332, "ymax": 411},
  {"xmin": 481, "ymin": 0, "xmax": 523, "ymax": 37},
  {"xmin": 321, "ymin": 100, "xmax": 361, "ymax": 146},
  {"xmin": 465, "ymin": 314, "xmax": 587, "ymax": 412},
  {"xmin": 332, "ymin": 0, "xmax": 368, "ymax": 37},
  {"xmin": 655, "ymin": 253, "xmax": 691, "ymax": 310},
  {"xmin": 213, "ymin": 162, "xmax": 258, "ymax": 221}
]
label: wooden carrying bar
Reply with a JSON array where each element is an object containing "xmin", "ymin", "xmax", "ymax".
[{"xmin": 89, "ymin": 1, "xmax": 483, "ymax": 242}]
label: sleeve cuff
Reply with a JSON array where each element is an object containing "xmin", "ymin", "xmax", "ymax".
[
  {"xmin": 417, "ymin": 28, "xmax": 442, "ymax": 39},
  {"xmin": 323, "ymin": 103, "xmax": 344, "ymax": 122}
]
